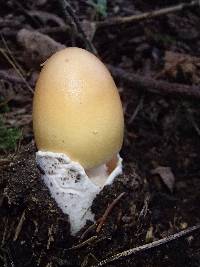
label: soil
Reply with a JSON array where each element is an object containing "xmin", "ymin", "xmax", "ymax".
[{"xmin": 0, "ymin": 1, "xmax": 200, "ymax": 266}]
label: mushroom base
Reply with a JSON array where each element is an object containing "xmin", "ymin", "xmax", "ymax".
[{"xmin": 36, "ymin": 151, "xmax": 122, "ymax": 235}]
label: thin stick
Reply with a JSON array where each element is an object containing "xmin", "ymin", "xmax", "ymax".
[
  {"xmin": 0, "ymin": 158, "xmax": 11, "ymax": 167},
  {"xmin": 0, "ymin": 70, "xmax": 28, "ymax": 84},
  {"xmin": 96, "ymin": 192, "xmax": 125, "ymax": 233},
  {"xmin": 129, "ymin": 95, "xmax": 144, "ymax": 124},
  {"xmin": 12, "ymin": 0, "xmax": 41, "ymax": 27},
  {"xmin": 0, "ymin": 49, "xmax": 33, "ymax": 93},
  {"xmin": 58, "ymin": 0, "xmax": 97, "ymax": 55},
  {"xmin": 68, "ymin": 235, "xmax": 98, "ymax": 250},
  {"xmin": 1, "ymin": 218, "xmax": 8, "ymax": 246},
  {"xmin": 184, "ymin": 107, "xmax": 200, "ymax": 137},
  {"xmin": 97, "ymin": 0, "xmax": 200, "ymax": 27},
  {"xmin": 0, "ymin": 96, "xmax": 13, "ymax": 108},
  {"xmin": 93, "ymin": 224, "xmax": 200, "ymax": 267},
  {"xmin": 80, "ymin": 220, "xmax": 100, "ymax": 241},
  {"xmin": 13, "ymin": 211, "xmax": 26, "ymax": 241},
  {"xmin": 109, "ymin": 65, "xmax": 200, "ymax": 99},
  {"xmin": 1, "ymin": 36, "xmax": 26, "ymax": 77}
]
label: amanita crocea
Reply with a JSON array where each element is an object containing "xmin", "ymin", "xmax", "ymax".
[{"xmin": 33, "ymin": 47, "xmax": 124, "ymax": 235}]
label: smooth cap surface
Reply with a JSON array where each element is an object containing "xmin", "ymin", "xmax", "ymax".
[{"xmin": 33, "ymin": 47, "xmax": 124, "ymax": 169}]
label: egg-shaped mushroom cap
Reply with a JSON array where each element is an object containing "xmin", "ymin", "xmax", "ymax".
[{"xmin": 33, "ymin": 47, "xmax": 124, "ymax": 169}]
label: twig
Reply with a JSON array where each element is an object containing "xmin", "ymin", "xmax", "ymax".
[
  {"xmin": 93, "ymin": 223, "xmax": 200, "ymax": 267},
  {"xmin": 12, "ymin": 0, "xmax": 41, "ymax": 27},
  {"xmin": 0, "ymin": 155, "xmax": 16, "ymax": 168},
  {"xmin": 183, "ymin": 105, "xmax": 200, "ymax": 137},
  {"xmin": 47, "ymin": 225, "xmax": 54, "ymax": 250},
  {"xmin": 58, "ymin": 0, "xmax": 97, "ymax": 55},
  {"xmin": 109, "ymin": 65, "xmax": 200, "ymax": 99},
  {"xmin": 0, "ymin": 96, "xmax": 13, "ymax": 108},
  {"xmin": 68, "ymin": 235, "xmax": 98, "ymax": 250},
  {"xmin": 187, "ymin": 113, "xmax": 200, "ymax": 136},
  {"xmin": 13, "ymin": 211, "xmax": 26, "ymax": 241},
  {"xmin": 1, "ymin": 218, "xmax": 8, "ymax": 246},
  {"xmin": 0, "ymin": 70, "xmax": 28, "ymax": 84},
  {"xmin": 136, "ymin": 193, "xmax": 151, "ymax": 235},
  {"xmin": 0, "ymin": 48, "xmax": 33, "ymax": 93},
  {"xmin": 81, "ymin": 253, "xmax": 98, "ymax": 267},
  {"xmin": 80, "ymin": 220, "xmax": 100, "ymax": 241},
  {"xmin": 97, "ymin": 0, "xmax": 200, "ymax": 27},
  {"xmin": 129, "ymin": 95, "xmax": 144, "ymax": 124},
  {"xmin": 1, "ymin": 36, "xmax": 26, "ymax": 77},
  {"xmin": 0, "ymin": 158, "xmax": 11, "ymax": 166},
  {"xmin": 96, "ymin": 192, "xmax": 125, "ymax": 233}
]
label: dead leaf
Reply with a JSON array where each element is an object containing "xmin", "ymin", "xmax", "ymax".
[
  {"xmin": 151, "ymin": 166, "xmax": 175, "ymax": 193},
  {"xmin": 81, "ymin": 20, "xmax": 96, "ymax": 41},
  {"xmin": 157, "ymin": 51, "xmax": 200, "ymax": 84},
  {"xmin": 17, "ymin": 29, "xmax": 65, "ymax": 65},
  {"xmin": 145, "ymin": 225, "xmax": 154, "ymax": 243}
]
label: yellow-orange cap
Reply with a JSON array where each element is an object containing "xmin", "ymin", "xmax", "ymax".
[{"xmin": 33, "ymin": 47, "xmax": 124, "ymax": 169}]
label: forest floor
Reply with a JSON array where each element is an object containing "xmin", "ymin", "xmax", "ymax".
[{"xmin": 0, "ymin": 0, "xmax": 200, "ymax": 266}]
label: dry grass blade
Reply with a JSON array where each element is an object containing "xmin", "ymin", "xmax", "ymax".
[
  {"xmin": 93, "ymin": 224, "xmax": 200, "ymax": 267},
  {"xmin": 0, "ymin": 45, "xmax": 33, "ymax": 93},
  {"xmin": 1, "ymin": 36, "xmax": 26, "ymax": 76}
]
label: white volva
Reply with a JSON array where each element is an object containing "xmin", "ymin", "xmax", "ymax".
[{"xmin": 36, "ymin": 151, "xmax": 122, "ymax": 235}]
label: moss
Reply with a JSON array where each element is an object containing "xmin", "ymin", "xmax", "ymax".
[
  {"xmin": 87, "ymin": 0, "xmax": 107, "ymax": 17},
  {"xmin": 0, "ymin": 116, "xmax": 21, "ymax": 152}
]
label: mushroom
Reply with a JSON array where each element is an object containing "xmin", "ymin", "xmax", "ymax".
[{"xmin": 33, "ymin": 47, "xmax": 124, "ymax": 235}]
